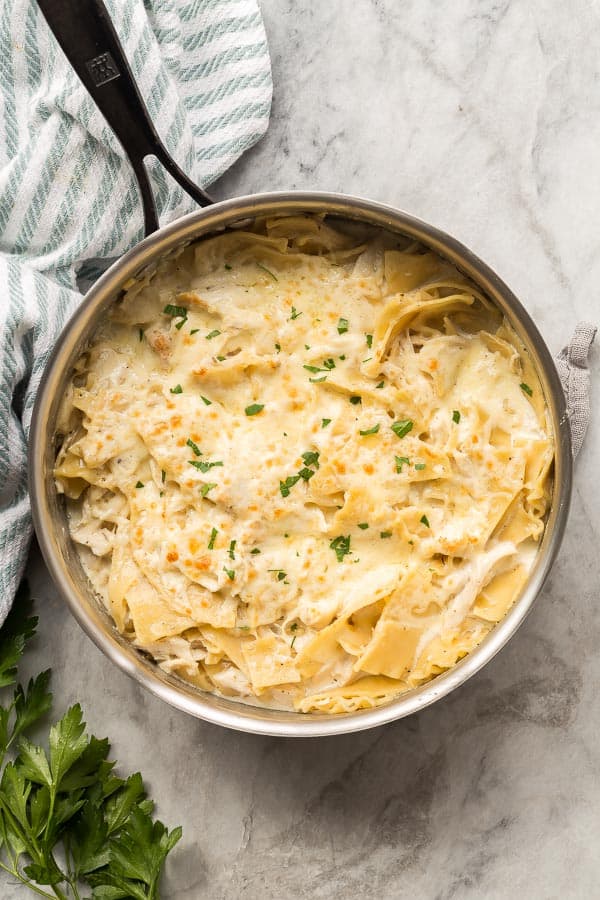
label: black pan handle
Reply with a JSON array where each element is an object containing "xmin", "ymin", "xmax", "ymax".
[{"xmin": 37, "ymin": 0, "xmax": 213, "ymax": 235}]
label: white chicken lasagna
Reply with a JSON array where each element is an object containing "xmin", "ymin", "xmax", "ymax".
[{"xmin": 54, "ymin": 215, "xmax": 553, "ymax": 714}]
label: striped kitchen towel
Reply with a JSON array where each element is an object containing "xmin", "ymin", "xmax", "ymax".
[{"xmin": 0, "ymin": 0, "xmax": 272, "ymax": 624}]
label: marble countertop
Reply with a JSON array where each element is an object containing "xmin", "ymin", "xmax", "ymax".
[{"xmin": 15, "ymin": 1, "xmax": 600, "ymax": 897}]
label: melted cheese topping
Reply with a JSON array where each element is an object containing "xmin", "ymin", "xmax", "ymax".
[{"xmin": 54, "ymin": 215, "xmax": 553, "ymax": 714}]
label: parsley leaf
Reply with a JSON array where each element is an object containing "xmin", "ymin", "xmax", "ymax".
[
  {"xmin": 391, "ymin": 419, "xmax": 413, "ymax": 438},
  {"xmin": 366, "ymin": 334, "xmax": 373, "ymax": 348},
  {"xmin": 301, "ymin": 451, "xmax": 320, "ymax": 469},
  {"xmin": 337, "ymin": 318, "xmax": 349, "ymax": 334},
  {"xmin": 169, "ymin": 384, "xmax": 183, "ymax": 394},
  {"xmin": 228, "ymin": 540, "xmax": 236, "ymax": 560},
  {"xmin": 415, "ymin": 463, "xmax": 426, "ymax": 471},
  {"xmin": 452, "ymin": 410, "xmax": 461, "ymax": 424},
  {"xmin": 245, "ymin": 404, "xmax": 264, "ymax": 416},
  {"xmin": 268, "ymin": 570, "xmax": 287, "ymax": 582},
  {"xmin": 380, "ymin": 531, "xmax": 392, "ymax": 539},
  {"xmin": 280, "ymin": 475, "xmax": 301, "ymax": 497},
  {"xmin": 329, "ymin": 535, "xmax": 351, "ymax": 562},
  {"xmin": 357, "ymin": 523, "xmax": 369, "ymax": 530},
  {"xmin": 359, "ymin": 424, "xmax": 380, "ymax": 436},
  {"xmin": 163, "ymin": 303, "xmax": 187, "ymax": 320},
  {"xmin": 395, "ymin": 456, "xmax": 410, "ymax": 473},
  {"xmin": 201, "ymin": 395, "xmax": 212, "ymax": 406},
  {"xmin": 135, "ymin": 481, "xmax": 144, "ymax": 489},
  {"xmin": 205, "ymin": 329, "xmax": 221, "ymax": 340},
  {"xmin": 420, "ymin": 514, "xmax": 430, "ymax": 527},
  {"xmin": 349, "ymin": 396, "xmax": 362, "ymax": 405},
  {"xmin": 290, "ymin": 307, "xmax": 302, "ymax": 320},
  {"xmin": 200, "ymin": 482, "xmax": 217, "ymax": 498},
  {"xmin": 208, "ymin": 528, "xmax": 218, "ymax": 550},
  {"xmin": 520, "ymin": 382, "xmax": 533, "ymax": 396},
  {"xmin": 223, "ymin": 566, "xmax": 235, "ymax": 581},
  {"xmin": 189, "ymin": 460, "xmax": 223, "ymax": 473},
  {"xmin": 186, "ymin": 438, "xmax": 202, "ymax": 457},
  {"xmin": 0, "ymin": 584, "xmax": 181, "ymax": 899},
  {"xmin": 321, "ymin": 418, "xmax": 331, "ymax": 428}
]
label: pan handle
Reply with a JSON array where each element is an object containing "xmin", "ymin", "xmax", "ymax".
[{"xmin": 37, "ymin": 0, "xmax": 214, "ymax": 235}]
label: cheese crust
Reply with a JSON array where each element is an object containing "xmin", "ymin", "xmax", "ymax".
[{"xmin": 54, "ymin": 215, "xmax": 553, "ymax": 714}]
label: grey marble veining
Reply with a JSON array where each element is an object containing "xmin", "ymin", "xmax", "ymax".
[{"xmin": 9, "ymin": 2, "xmax": 600, "ymax": 898}]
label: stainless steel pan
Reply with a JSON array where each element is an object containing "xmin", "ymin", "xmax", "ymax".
[{"xmin": 29, "ymin": 0, "xmax": 572, "ymax": 737}]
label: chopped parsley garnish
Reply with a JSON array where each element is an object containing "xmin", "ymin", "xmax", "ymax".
[
  {"xmin": 362, "ymin": 357, "xmax": 373, "ymax": 363},
  {"xmin": 375, "ymin": 381, "xmax": 384, "ymax": 389},
  {"xmin": 280, "ymin": 474, "xmax": 301, "ymax": 497},
  {"xmin": 339, "ymin": 354, "xmax": 346, "ymax": 360},
  {"xmin": 415, "ymin": 463, "xmax": 426, "ymax": 471},
  {"xmin": 280, "ymin": 451, "xmax": 320, "ymax": 496},
  {"xmin": 391, "ymin": 419, "xmax": 413, "ymax": 438},
  {"xmin": 250, "ymin": 548, "xmax": 261, "ymax": 555},
  {"xmin": 175, "ymin": 317, "xmax": 186, "ymax": 330},
  {"xmin": 357, "ymin": 522, "xmax": 369, "ymax": 530},
  {"xmin": 380, "ymin": 531, "xmax": 392, "ymax": 539},
  {"xmin": 290, "ymin": 635, "xmax": 297, "ymax": 650},
  {"xmin": 275, "ymin": 343, "xmax": 281, "ymax": 353},
  {"xmin": 216, "ymin": 355, "xmax": 226, "ymax": 361},
  {"xmin": 301, "ymin": 450, "xmax": 320, "ymax": 469},
  {"xmin": 290, "ymin": 306, "xmax": 302, "ymax": 320},
  {"xmin": 520, "ymin": 382, "xmax": 533, "ymax": 396},
  {"xmin": 135, "ymin": 481, "xmax": 144, "ymax": 489},
  {"xmin": 257, "ymin": 262, "xmax": 278, "ymax": 281},
  {"xmin": 323, "ymin": 358, "xmax": 336, "ymax": 370},
  {"xmin": 337, "ymin": 317, "xmax": 349, "ymax": 334},
  {"xmin": 309, "ymin": 376, "xmax": 327, "ymax": 383},
  {"xmin": 330, "ymin": 534, "xmax": 351, "ymax": 562},
  {"xmin": 224, "ymin": 263, "xmax": 232, "ymax": 270},
  {"xmin": 138, "ymin": 328, "xmax": 144, "ymax": 342},
  {"xmin": 359, "ymin": 424, "xmax": 380, "ymax": 436},
  {"xmin": 223, "ymin": 566, "xmax": 235, "ymax": 581},
  {"xmin": 303, "ymin": 365, "xmax": 323, "ymax": 374},
  {"xmin": 322, "ymin": 418, "xmax": 331, "ymax": 428},
  {"xmin": 245, "ymin": 403, "xmax": 264, "ymax": 416},
  {"xmin": 394, "ymin": 456, "xmax": 410, "ymax": 473},
  {"xmin": 200, "ymin": 482, "xmax": 217, "ymax": 497},
  {"xmin": 205, "ymin": 329, "xmax": 221, "ymax": 340},
  {"xmin": 190, "ymin": 328, "xmax": 200, "ymax": 335},
  {"xmin": 201, "ymin": 395, "xmax": 212, "ymax": 405},
  {"xmin": 207, "ymin": 527, "xmax": 218, "ymax": 549},
  {"xmin": 161, "ymin": 469, "xmax": 166, "ymax": 483},
  {"xmin": 170, "ymin": 384, "xmax": 183, "ymax": 394},
  {"xmin": 268, "ymin": 569, "xmax": 287, "ymax": 582},
  {"xmin": 163, "ymin": 303, "xmax": 187, "ymax": 319},
  {"xmin": 349, "ymin": 395, "xmax": 362, "ymax": 405},
  {"xmin": 366, "ymin": 334, "xmax": 373, "ymax": 348},
  {"xmin": 228, "ymin": 540, "xmax": 236, "ymax": 560},
  {"xmin": 452, "ymin": 410, "xmax": 461, "ymax": 423},
  {"xmin": 186, "ymin": 438, "xmax": 202, "ymax": 456},
  {"xmin": 189, "ymin": 459, "xmax": 223, "ymax": 472},
  {"xmin": 420, "ymin": 514, "xmax": 430, "ymax": 528}
]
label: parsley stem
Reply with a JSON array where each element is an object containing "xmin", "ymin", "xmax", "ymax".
[{"xmin": 0, "ymin": 861, "xmax": 56, "ymax": 898}]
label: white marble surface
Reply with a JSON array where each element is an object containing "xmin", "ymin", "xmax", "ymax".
[{"xmin": 12, "ymin": 1, "xmax": 600, "ymax": 897}]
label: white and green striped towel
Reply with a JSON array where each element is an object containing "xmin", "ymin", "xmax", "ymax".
[{"xmin": 0, "ymin": 0, "xmax": 272, "ymax": 624}]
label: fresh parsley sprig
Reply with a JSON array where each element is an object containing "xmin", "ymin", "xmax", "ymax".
[{"xmin": 0, "ymin": 584, "xmax": 181, "ymax": 899}]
